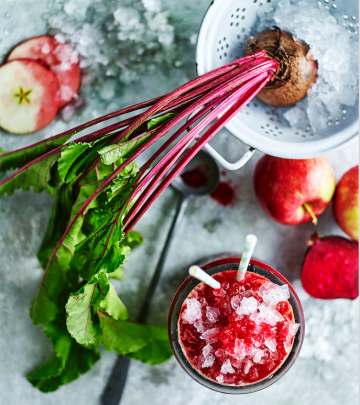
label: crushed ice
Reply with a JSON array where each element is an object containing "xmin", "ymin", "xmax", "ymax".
[
  {"xmin": 258, "ymin": 282, "xmax": 290, "ymax": 306},
  {"xmin": 265, "ymin": 338, "xmax": 277, "ymax": 352},
  {"xmin": 236, "ymin": 296, "xmax": 258, "ymax": 316},
  {"xmin": 200, "ymin": 344, "xmax": 215, "ymax": 368},
  {"xmin": 221, "ymin": 359, "xmax": 235, "ymax": 374},
  {"xmin": 282, "ymin": 321, "xmax": 300, "ymax": 353},
  {"xmin": 182, "ymin": 298, "xmax": 201, "ymax": 324},
  {"xmin": 216, "ymin": 373, "xmax": 225, "ymax": 383},
  {"xmin": 206, "ymin": 306, "xmax": 220, "ymax": 324},
  {"xmin": 200, "ymin": 327, "xmax": 221, "ymax": 344}
]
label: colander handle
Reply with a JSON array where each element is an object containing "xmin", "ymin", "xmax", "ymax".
[
  {"xmin": 187, "ymin": 109, "xmax": 255, "ymax": 170},
  {"xmin": 202, "ymin": 143, "xmax": 256, "ymax": 170}
]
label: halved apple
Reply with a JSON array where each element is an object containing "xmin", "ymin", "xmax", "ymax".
[
  {"xmin": 0, "ymin": 60, "xmax": 60, "ymax": 134},
  {"xmin": 8, "ymin": 36, "xmax": 81, "ymax": 107}
]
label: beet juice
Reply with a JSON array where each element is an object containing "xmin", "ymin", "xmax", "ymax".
[{"xmin": 168, "ymin": 257, "xmax": 304, "ymax": 394}]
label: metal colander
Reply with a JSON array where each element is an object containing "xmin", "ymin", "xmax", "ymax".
[{"xmin": 195, "ymin": 0, "xmax": 359, "ymax": 170}]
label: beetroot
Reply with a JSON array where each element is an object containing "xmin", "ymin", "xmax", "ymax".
[
  {"xmin": 301, "ymin": 233, "xmax": 359, "ymax": 300},
  {"xmin": 244, "ymin": 28, "xmax": 318, "ymax": 107}
]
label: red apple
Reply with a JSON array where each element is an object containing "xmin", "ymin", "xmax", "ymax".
[
  {"xmin": 0, "ymin": 60, "xmax": 60, "ymax": 134},
  {"xmin": 301, "ymin": 233, "xmax": 358, "ymax": 299},
  {"xmin": 254, "ymin": 156, "xmax": 335, "ymax": 225},
  {"xmin": 8, "ymin": 36, "xmax": 81, "ymax": 107},
  {"xmin": 333, "ymin": 166, "xmax": 359, "ymax": 241}
]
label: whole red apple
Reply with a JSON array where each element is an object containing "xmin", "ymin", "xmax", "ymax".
[
  {"xmin": 333, "ymin": 166, "xmax": 359, "ymax": 241},
  {"xmin": 254, "ymin": 156, "xmax": 335, "ymax": 225}
]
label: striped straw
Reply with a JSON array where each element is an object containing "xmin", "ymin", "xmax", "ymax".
[
  {"xmin": 189, "ymin": 265, "xmax": 221, "ymax": 289},
  {"xmin": 236, "ymin": 234, "xmax": 258, "ymax": 281}
]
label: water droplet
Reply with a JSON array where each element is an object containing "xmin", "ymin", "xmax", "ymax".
[
  {"xmin": 343, "ymin": 109, "xmax": 347, "ymax": 114},
  {"xmin": 344, "ymin": 15, "xmax": 349, "ymax": 20},
  {"xmin": 42, "ymin": 12, "xmax": 49, "ymax": 20},
  {"xmin": 4, "ymin": 12, "xmax": 11, "ymax": 18},
  {"xmin": 335, "ymin": 120, "xmax": 340, "ymax": 125},
  {"xmin": 327, "ymin": 121, "xmax": 332, "ymax": 126},
  {"xmin": 342, "ymin": 115, "xmax": 346, "ymax": 120},
  {"xmin": 332, "ymin": 4, "xmax": 337, "ymax": 8}
]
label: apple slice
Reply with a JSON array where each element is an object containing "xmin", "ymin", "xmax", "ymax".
[
  {"xmin": 7, "ymin": 36, "xmax": 81, "ymax": 107},
  {"xmin": 0, "ymin": 60, "xmax": 60, "ymax": 134}
]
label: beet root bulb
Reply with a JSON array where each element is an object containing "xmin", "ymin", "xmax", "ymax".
[{"xmin": 244, "ymin": 29, "xmax": 318, "ymax": 107}]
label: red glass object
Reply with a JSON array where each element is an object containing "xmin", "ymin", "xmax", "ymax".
[{"xmin": 168, "ymin": 257, "xmax": 304, "ymax": 394}]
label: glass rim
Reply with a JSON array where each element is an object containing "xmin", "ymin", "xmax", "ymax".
[{"xmin": 167, "ymin": 256, "xmax": 305, "ymax": 394}]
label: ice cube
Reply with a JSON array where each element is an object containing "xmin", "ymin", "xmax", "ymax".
[
  {"xmin": 258, "ymin": 282, "xmax": 290, "ymax": 306},
  {"xmin": 243, "ymin": 359, "xmax": 252, "ymax": 375},
  {"xmin": 233, "ymin": 338, "xmax": 249, "ymax": 358},
  {"xmin": 182, "ymin": 298, "xmax": 202, "ymax": 324},
  {"xmin": 220, "ymin": 359, "xmax": 235, "ymax": 374},
  {"xmin": 265, "ymin": 338, "xmax": 277, "ymax": 353},
  {"xmin": 216, "ymin": 374, "xmax": 225, "ymax": 384},
  {"xmin": 206, "ymin": 306, "xmax": 220, "ymax": 324},
  {"xmin": 236, "ymin": 296, "xmax": 258, "ymax": 316},
  {"xmin": 282, "ymin": 322, "xmax": 300, "ymax": 353},
  {"xmin": 252, "ymin": 348, "xmax": 264, "ymax": 364},
  {"xmin": 202, "ymin": 353, "xmax": 215, "ymax": 368},
  {"xmin": 202, "ymin": 344, "xmax": 213, "ymax": 358},
  {"xmin": 250, "ymin": 304, "xmax": 284, "ymax": 326},
  {"xmin": 283, "ymin": 106, "xmax": 308, "ymax": 128},
  {"xmin": 200, "ymin": 327, "xmax": 221, "ymax": 344},
  {"xmin": 230, "ymin": 356, "xmax": 243, "ymax": 369},
  {"xmin": 231, "ymin": 295, "xmax": 242, "ymax": 310},
  {"xmin": 194, "ymin": 319, "xmax": 210, "ymax": 334}
]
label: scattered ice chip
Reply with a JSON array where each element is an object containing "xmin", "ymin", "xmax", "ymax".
[
  {"xmin": 221, "ymin": 359, "xmax": 235, "ymax": 374},
  {"xmin": 243, "ymin": 359, "xmax": 252, "ymax": 375},
  {"xmin": 182, "ymin": 298, "xmax": 202, "ymax": 324},
  {"xmin": 216, "ymin": 373, "xmax": 225, "ymax": 383},
  {"xmin": 231, "ymin": 295, "xmax": 242, "ymax": 310},
  {"xmin": 258, "ymin": 282, "xmax": 290, "ymax": 306},
  {"xmin": 236, "ymin": 296, "xmax": 258, "ymax": 316},
  {"xmin": 200, "ymin": 327, "xmax": 221, "ymax": 344},
  {"xmin": 206, "ymin": 306, "xmax": 220, "ymax": 324},
  {"xmin": 265, "ymin": 338, "xmax": 277, "ymax": 352},
  {"xmin": 251, "ymin": 304, "xmax": 284, "ymax": 326}
]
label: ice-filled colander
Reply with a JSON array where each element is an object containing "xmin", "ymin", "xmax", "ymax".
[{"xmin": 195, "ymin": 0, "xmax": 359, "ymax": 169}]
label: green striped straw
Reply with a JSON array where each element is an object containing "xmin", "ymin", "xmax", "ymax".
[
  {"xmin": 189, "ymin": 265, "xmax": 221, "ymax": 289},
  {"xmin": 236, "ymin": 234, "xmax": 258, "ymax": 281}
]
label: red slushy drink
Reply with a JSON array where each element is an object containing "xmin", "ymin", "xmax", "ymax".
[{"xmin": 178, "ymin": 270, "xmax": 300, "ymax": 386}]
